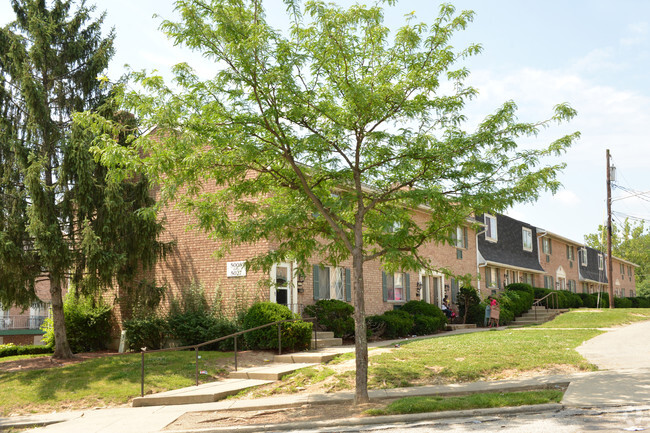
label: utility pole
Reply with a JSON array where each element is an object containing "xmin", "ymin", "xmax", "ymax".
[{"xmin": 606, "ymin": 149, "xmax": 615, "ymax": 309}]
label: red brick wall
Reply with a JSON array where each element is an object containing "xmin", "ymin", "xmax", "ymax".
[{"xmin": 538, "ymin": 235, "xmax": 581, "ymax": 291}]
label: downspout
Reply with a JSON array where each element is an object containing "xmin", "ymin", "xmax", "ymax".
[
  {"xmin": 476, "ymin": 227, "xmax": 488, "ymax": 293},
  {"xmin": 537, "ymin": 229, "xmax": 548, "ymax": 287}
]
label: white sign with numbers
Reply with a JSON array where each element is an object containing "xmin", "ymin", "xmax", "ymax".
[{"xmin": 227, "ymin": 261, "xmax": 247, "ymax": 277}]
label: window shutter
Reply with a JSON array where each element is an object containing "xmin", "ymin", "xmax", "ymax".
[
  {"xmin": 345, "ymin": 268, "xmax": 351, "ymax": 302},
  {"xmin": 485, "ymin": 267, "xmax": 491, "ymax": 286},
  {"xmin": 382, "ymin": 271, "xmax": 388, "ymax": 302},
  {"xmin": 313, "ymin": 265, "xmax": 320, "ymax": 301},
  {"xmin": 497, "ymin": 271, "xmax": 501, "ymax": 289},
  {"xmin": 549, "ymin": 239, "xmax": 552, "ymax": 254},
  {"xmin": 463, "ymin": 227, "xmax": 468, "ymax": 249},
  {"xmin": 405, "ymin": 273, "xmax": 411, "ymax": 301}
]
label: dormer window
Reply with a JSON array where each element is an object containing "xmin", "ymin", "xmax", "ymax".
[
  {"xmin": 598, "ymin": 254, "xmax": 604, "ymax": 271},
  {"xmin": 580, "ymin": 248, "xmax": 588, "ymax": 266},
  {"xmin": 485, "ymin": 214, "xmax": 497, "ymax": 242},
  {"xmin": 522, "ymin": 228, "xmax": 533, "ymax": 251}
]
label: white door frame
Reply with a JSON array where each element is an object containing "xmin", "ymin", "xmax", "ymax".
[{"xmin": 270, "ymin": 262, "xmax": 293, "ymax": 311}]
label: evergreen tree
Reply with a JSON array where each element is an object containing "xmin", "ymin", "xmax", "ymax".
[{"xmin": 0, "ymin": 0, "xmax": 166, "ymax": 358}]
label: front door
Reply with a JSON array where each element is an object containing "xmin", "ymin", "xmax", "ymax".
[{"xmin": 271, "ymin": 263, "xmax": 292, "ymax": 309}]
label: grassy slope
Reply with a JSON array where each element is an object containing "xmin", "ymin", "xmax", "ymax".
[{"xmin": 537, "ymin": 308, "xmax": 650, "ymax": 328}]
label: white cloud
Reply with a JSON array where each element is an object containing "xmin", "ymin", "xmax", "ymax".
[{"xmin": 620, "ymin": 22, "xmax": 649, "ymax": 47}]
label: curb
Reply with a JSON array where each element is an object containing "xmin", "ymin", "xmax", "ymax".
[{"xmin": 163, "ymin": 403, "xmax": 564, "ymax": 433}]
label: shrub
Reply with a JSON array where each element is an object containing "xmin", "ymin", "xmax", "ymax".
[
  {"xmin": 366, "ymin": 310, "xmax": 414, "ymax": 339},
  {"xmin": 42, "ymin": 294, "xmax": 112, "ymax": 353},
  {"xmin": 458, "ymin": 287, "xmax": 481, "ymax": 324},
  {"xmin": 166, "ymin": 283, "xmax": 241, "ymax": 351},
  {"xmin": 123, "ymin": 316, "xmax": 169, "ymax": 351},
  {"xmin": 506, "ymin": 283, "xmax": 534, "ymax": 296},
  {"xmin": 303, "ymin": 299, "xmax": 355, "ymax": 338},
  {"xmin": 0, "ymin": 344, "xmax": 53, "ymax": 358},
  {"xmin": 242, "ymin": 302, "xmax": 312, "ymax": 351},
  {"xmin": 614, "ymin": 297, "xmax": 634, "ymax": 308},
  {"xmin": 400, "ymin": 300, "xmax": 447, "ymax": 334}
]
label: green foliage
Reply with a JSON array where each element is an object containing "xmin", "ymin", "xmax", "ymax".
[
  {"xmin": 367, "ymin": 310, "xmax": 414, "ymax": 339},
  {"xmin": 0, "ymin": 0, "xmax": 167, "ymax": 358},
  {"xmin": 166, "ymin": 283, "xmax": 240, "ymax": 351},
  {"xmin": 458, "ymin": 287, "xmax": 481, "ymax": 324},
  {"xmin": 400, "ymin": 300, "xmax": 447, "ymax": 334},
  {"xmin": 614, "ymin": 297, "xmax": 634, "ymax": 308},
  {"xmin": 241, "ymin": 302, "xmax": 311, "ymax": 351},
  {"xmin": 0, "ymin": 344, "xmax": 53, "ymax": 358},
  {"xmin": 506, "ymin": 283, "xmax": 534, "ymax": 296},
  {"xmin": 533, "ymin": 288, "xmax": 583, "ymax": 309},
  {"xmin": 585, "ymin": 219, "xmax": 649, "ymax": 288},
  {"xmin": 83, "ymin": 0, "xmax": 578, "ymax": 398},
  {"xmin": 123, "ymin": 316, "xmax": 169, "ymax": 351},
  {"xmin": 304, "ymin": 299, "xmax": 355, "ymax": 338},
  {"xmin": 42, "ymin": 295, "xmax": 112, "ymax": 353}
]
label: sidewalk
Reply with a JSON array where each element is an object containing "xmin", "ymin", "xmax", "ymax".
[{"xmin": 4, "ymin": 321, "xmax": 650, "ymax": 432}]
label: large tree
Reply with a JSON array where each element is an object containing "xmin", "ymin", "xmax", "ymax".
[
  {"xmin": 585, "ymin": 219, "xmax": 650, "ymax": 296},
  {"xmin": 0, "ymin": 0, "xmax": 166, "ymax": 359},
  {"xmin": 87, "ymin": 0, "xmax": 579, "ymax": 401}
]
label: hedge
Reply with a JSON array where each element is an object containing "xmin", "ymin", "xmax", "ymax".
[
  {"xmin": 0, "ymin": 343, "xmax": 53, "ymax": 358},
  {"xmin": 303, "ymin": 299, "xmax": 354, "ymax": 338},
  {"xmin": 241, "ymin": 302, "xmax": 312, "ymax": 351}
]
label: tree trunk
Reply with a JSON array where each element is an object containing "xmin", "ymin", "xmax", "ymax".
[
  {"xmin": 50, "ymin": 274, "xmax": 73, "ymax": 359},
  {"xmin": 352, "ymin": 246, "xmax": 369, "ymax": 404}
]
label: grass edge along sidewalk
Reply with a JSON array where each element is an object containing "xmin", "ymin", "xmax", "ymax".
[{"xmin": 1, "ymin": 309, "xmax": 648, "ymax": 416}]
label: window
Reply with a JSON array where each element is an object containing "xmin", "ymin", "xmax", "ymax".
[
  {"xmin": 313, "ymin": 265, "xmax": 351, "ymax": 302},
  {"xmin": 580, "ymin": 248, "xmax": 588, "ymax": 266},
  {"xmin": 598, "ymin": 254, "xmax": 604, "ymax": 271},
  {"xmin": 542, "ymin": 238, "xmax": 552, "ymax": 255},
  {"xmin": 485, "ymin": 267, "xmax": 500, "ymax": 289},
  {"xmin": 582, "ymin": 282, "xmax": 588, "ymax": 294},
  {"xmin": 568, "ymin": 280, "xmax": 577, "ymax": 293},
  {"xmin": 383, "ymin": 272, "xmax": 410, "ymax": 302},
  {"xmin": 522, "ymin": 228, "xmax": 533, "ymax": 251},
  {"xmin": 628, "ymin": 266, "xmax": 632, "ymax": 277},
  {"xmin": 544, "ymin": 275, "xmax": 555, "ymax": 290},
  {"xmin": 567, "ymin": 245, "xmax": 575, "ymax": 261},
  {"xmin": 485, "ymin": 214, "xmax": 497, "ymax": 242},
  {"xmin": 453, "ymin": 227, "xmax": 469, "ymax": 249}
]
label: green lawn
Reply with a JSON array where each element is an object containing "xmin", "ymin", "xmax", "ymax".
[
  {"xmin": 365, "ymin": 389, "xmax": 564, "ymax": 415},
  {"xmin": 0, "ymin": 351, "xmax": 233, "ymax": 416},
  {"xmin": 249, "ymin": 328, "xmax": 600, "ymax": 397},
  {"xmin": 538, "ymin": 308, "xmax": 650, "ymax": 329},
  {"xmin": 0, "ymin": 353, "xmax": 52, "ymax": 363}
]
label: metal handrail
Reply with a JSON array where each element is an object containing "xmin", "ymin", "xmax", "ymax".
[
  {"xmin": 532, "ymin": 291, "xmax": 559, "ymax": 321},
  {"xmin": 139, "ymin": 316, "xmax": 318, "ymax": 397}
]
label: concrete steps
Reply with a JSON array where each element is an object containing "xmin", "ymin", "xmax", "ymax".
[
  {"xmin": 446, "ymin": 323, "xmax": 477, "ymax": 331},
  {"xmin": 228, "ymin": 362, "xmax": 317, "ymax": 380},
  {"xmin": 310, "ymin": 331, "xmax": 343, "ymax": 349},
  {"xmin": 132, "ymin": 378, "xmax": 274, "ymax": 407},
  {"xmin": 512, "ymin": 307, "xmax": 569, "ymax": 326}
]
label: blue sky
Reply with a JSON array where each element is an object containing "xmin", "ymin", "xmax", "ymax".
[{"xmin": 3, "ymin": 0, "xmax": 650, "ymax": 244}]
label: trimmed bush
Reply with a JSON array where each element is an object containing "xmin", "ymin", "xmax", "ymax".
[
  {"xmin": 400, "ymin": 300, "xmax": 447, "ymax": 334},
  {"xmin": 242, "ymin": 302, "xmax": 312, "ymax": 351},
  {"xmin": 42, "ymin": 295, "xmax": 112, "ymax": 353},
  {"xmin": 168, "ymin": 311, "xmax": 239, "ymax": 351},
  {"xmin": 507, "ymin": 283, "xmax": 534, "ymax": 296},
  {"xmin": 123, "ymin": 316, "xmax": 169, "ymax": 351},
  {"xmin": 304, "ymin": 299, "xmax": 354, "ymax": 338},
  {"xmin": 366, "ymin": 310, "xmax": 414, "ymax": 339},
  {"xmin": 614, "ymin": 297, "xmax": 634, "ymax": 308},
  {"xmin": 0, "ymin": 343, "xmax": 53, "ymax": 358}
]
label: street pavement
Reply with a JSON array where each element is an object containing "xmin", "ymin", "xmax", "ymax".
[{"xmin": 2, "ymin": 320, "xmax": 650, "ymax": 432}]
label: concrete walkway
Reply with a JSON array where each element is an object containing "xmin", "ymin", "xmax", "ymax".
[{"xmin": 3, "ymin": 321, "xmax": 650, "ymax": 432}]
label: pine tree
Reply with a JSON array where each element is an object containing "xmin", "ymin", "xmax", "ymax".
[{"xmin": 0, "ymin": 0, "xmax": 166, "ymax": 358}]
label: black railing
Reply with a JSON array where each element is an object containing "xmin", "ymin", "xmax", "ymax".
[
  {"xmin": 532, "ymin": 291, "xmax": 559, "ymax": 321},
  {"xmin": 139, "ymin": 316, "xmax": 318, "ymax": 397}
]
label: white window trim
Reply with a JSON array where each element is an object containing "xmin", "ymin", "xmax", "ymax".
[
  {"xmin": 598, "ymin": 254, "xmax": 604, "ymax": 271},
  {"xmin": 522, "ymin": 227, "xmax": 533, "ymax": 252},
  {"xmin": 580, "ymin": 248, "xmax": 588, "ymax": 266},
  {"xmin": 485, "ymin": 214, "xmax": 498, "ymax": 242}
]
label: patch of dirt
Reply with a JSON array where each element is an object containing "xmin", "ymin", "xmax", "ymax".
[{"xmin": 164, "ymin": 400, "xmax": 390, "ymax": 430}]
